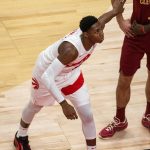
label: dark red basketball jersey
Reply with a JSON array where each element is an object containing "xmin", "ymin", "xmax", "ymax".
[{"xmin": 131, "ymin": 0, "xmax": 150, "ymax": 24}]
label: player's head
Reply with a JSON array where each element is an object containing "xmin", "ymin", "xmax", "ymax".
[
  {"xmin": 79, "ymin": 16, "xmax": 104, "ymax": 44},
  {"xmin": 80, "ymin": 16, "xmax": 98, "ymax": 32}
]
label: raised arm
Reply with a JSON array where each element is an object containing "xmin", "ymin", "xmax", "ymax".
[
  {"xmin": 111, "ymin": 0, "xmax": 134, "ymax": 37},
  {"xmin": 111, "ymin": 0, "xmax": 125, "ymax": 24},
  {"xmin": 98, "ymin": 0, "xmax": 126, "ymax": 28}
]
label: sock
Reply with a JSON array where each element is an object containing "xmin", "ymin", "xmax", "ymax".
[
  {"xmin": 116, "ymin": 107, "xmax": 125, "ymax": 122},
  {"xmin": 145, "ymin": 101, "xmax": 150, "ymax": 115},
  {"xmin": 17, "ymin": 125, "xmax": 28, "ymax": 137},
  {"xmin": 87, "ymin": 146, "xmax": 96, "ymax": 150}
]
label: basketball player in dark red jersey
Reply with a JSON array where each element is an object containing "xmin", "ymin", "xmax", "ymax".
[{"xmin": 99, "ymin": 0, "xmax": 150, "ymax": 138}]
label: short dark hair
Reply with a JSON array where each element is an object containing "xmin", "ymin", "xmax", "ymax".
[{"xmin": 79, "ymin": 16, "xmax": 98, "ymax": 32}]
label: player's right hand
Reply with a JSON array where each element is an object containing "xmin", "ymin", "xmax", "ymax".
[
  {"xmin": 119, "ymin": 19, "xmax": 135, "ymax": 38},
  {"xmin": 112, "ymin": 0, "xmax": 126, "ymax": 15},
  {"xmin": 60, "ymin": 100, "xmax": 78, "ymax": 120}
]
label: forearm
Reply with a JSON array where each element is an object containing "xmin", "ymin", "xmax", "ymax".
[
  {"xmin": 98, "ymin": 10, "xmax": 117, "ymax": 25},
  {"xmin": 111, "ymin": 0, "xmax": 125, "ymax": 24},
  {"xmin": 41, "ymin": 58, "xmax": 65, "ymax": 103},
  {"xmin": 41, "ymin": 73, "xmax": 65, "ymax": 103}
]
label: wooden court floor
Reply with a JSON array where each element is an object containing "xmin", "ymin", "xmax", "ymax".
[{"xmin": 0, "ymin": 0, "xmax": 150, "ymax": 149}]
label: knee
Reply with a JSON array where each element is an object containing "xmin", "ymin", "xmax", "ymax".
[
  {"xmin": 76, "ymin": 104, "xmax": 94, "ymax": 124},
  {"xmin": 23, "ymin": 101, "xmax": 42, "ymax": 114},
  {"xmin": 118, "ymin": 80, "xmax": 130, "ymax": 90},
  {"xmin": 117, "ymin": 74, "xmax": 132, "ymax": 90},
  {"xmin": 82, "ymin": 112, "xmax": 94, "ymax": 124}
]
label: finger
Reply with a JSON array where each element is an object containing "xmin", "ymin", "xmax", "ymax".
[
  {"xmin": 66, "ymin": 113, "xmax": 77, "ymax": 120},
  {"xmin": 131, "ymin": 21, "xmax": 136, "ymax": 31},
  {"xmin": 126, "ymin": 30, "xmax": 135, "ymax": 36},
  {"xmin": 73, "ymin": 113, "xmax": 78, "ymax": 119},
  {"xmin": 66, "ymin": 115, "xmax": 73, "ymax": 120},
  {"xmin": 64, "ymin": 113, "xmax": 72, "ymax": 119},
  {"xmin": 128, "ymin": 28, "xmax": 135, "ymax": 34},
  {"xmin": 69, "ymin": 113, "xmax": 78, "ymax": 120},
  {"xmin": 70, "ymin": 114, "xmax": 76, "ymax": 120},
  {"xmin": 120, "ymin": 0, "xmax": 126, "ymax": 4},
  {"xmin": 119, "ymin": 0, "xmax": 126, "ymax": 5},
  {"xmin": 134, "ymin": 20, "xmax": 137, "ymax": 25},
  {"xmin": 132, "ymin": 20, "xmax": 136, "ymax": 27},
  {"xmin": 71, "ymin": 108, "xmax": 78, "ymax": 119},
  {"xmin": 65, "ymin": 114, "xmax": 70, "ymax": 119},
  {"xmin": 131, "ymin": 25, "xmax": 135, "ymax": 31},
  {"xmin": 126, "ymin": 31, "xmax": 135, "ymax": 38}
]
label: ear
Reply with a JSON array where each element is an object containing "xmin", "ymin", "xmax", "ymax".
[{"xmin": 83, "ymin": 32, "xmax": 88, "ymax": 38}]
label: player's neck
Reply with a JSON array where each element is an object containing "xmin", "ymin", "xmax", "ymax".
[{"xmin": 81, "ymin": 34, "xmax": 94, "ymax": 51}]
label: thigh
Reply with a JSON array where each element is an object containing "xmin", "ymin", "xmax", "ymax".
[
  {"xmin": 31, "ymin": 77, "xmax": 56, "ymax": 106},
  {"xmin": 65, "ymin": 84, "xmax": 90, "ymax": 108},
  {"xmin": 120, "ymin": 37, "xmax": 145, "ymax": 76}
]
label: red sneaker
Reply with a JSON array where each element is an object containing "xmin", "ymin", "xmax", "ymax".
[
  {"xmin": 99, "ymin": 116, "xmax": 128, "ymax": 139},
  {"xmin": 141, "ymin": 114, "xmax": 150, "ymax": 129}
]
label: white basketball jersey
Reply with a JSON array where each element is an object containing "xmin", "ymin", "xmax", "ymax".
[
  {"xmin": 38, "ymin": 28, "xmax": 96, "ymax": 71},
  {"xmin": 33, "ymin": 28, "xmax": 97, "ymax": 87}
]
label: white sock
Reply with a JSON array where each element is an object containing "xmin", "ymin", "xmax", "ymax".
[
  {"xmin": 17, "ymin": 125, "xmax": 28, "ymax": 137},
  {"xmin": 87, "ymin": 146, "xmax": 96, "ymax": 150}
]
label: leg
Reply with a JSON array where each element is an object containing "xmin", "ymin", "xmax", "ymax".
[
  {"xmin": 14, "ymin": 100, "xmax": 43, "ymax": 150},
  {"xmin": 76, "ymin": 104, "xmax": 96, "ymax": 149},
  {"xmin": 141, "ymin": 51, "xmax": 150, "ymax": 128},
  {"xmin": 99, "ymin": 72, "xmax": 132, "ymax": 139},
  {"xmin": 66, "ymin": 84, "xmax": 96, "ymax": 150},
  {"xmin": 142, "ymin": 69, "xmax": 150, "ymax": 128},
  {"xmin": 99, "ymin": 36, "xmax": 145, "ymax": 138},
  {"xmin": 17, "ymin": 100, "xmax": 43, "ymax": 137},
  {"xmin": 115, "ymin": 71, "xmax": 133, "ymax": 121},
  {"xmin": 116, "ymin": 72, "xmax": 133, "ymax": 107},
  {"xmin": 145, "ymin": 70, "xmax": 150, "ymax": 104}
]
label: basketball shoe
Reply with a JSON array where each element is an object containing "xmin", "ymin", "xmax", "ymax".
[
  {"xmin": 142, "ymin": 114, "xmax": 150, "ymax": 129},
  {"xmin": 99, "ymin": 116, "xmax": 128, "ymax": 138},
  {"xmin": 14, "ymin": 132, "xmax": 31, "ymax": 150}
]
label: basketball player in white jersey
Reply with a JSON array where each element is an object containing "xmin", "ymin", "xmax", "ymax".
[{"xmin": 14, "ymin": 0, "xmax": 125, "ymax": 150}]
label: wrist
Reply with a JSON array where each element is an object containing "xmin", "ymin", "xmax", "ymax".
[
  {"xmin": 112, "ymin": 9, "xmax": 118, "ymax": 16},
  {"xmin": 59, "ymin": 100, "xmax": 67, "ymax": 106},
  {"xmin": 116, "ymin": 14, "xmax": 124, "ymax": 24}
]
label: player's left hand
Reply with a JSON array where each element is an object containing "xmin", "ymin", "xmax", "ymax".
[
  {"xmin": 131, "ymin": 20, "xmax": 146, "ymax": 36},
  {"xmin": 60, "ymin": 100, "xmax": 78, "ymax": 120}
]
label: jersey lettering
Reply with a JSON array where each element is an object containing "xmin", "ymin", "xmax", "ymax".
[{"xmin": 140, "ymin": 0, "xmax": 150, "ymax": 5}]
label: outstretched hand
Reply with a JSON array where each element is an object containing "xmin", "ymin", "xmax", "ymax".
[
  {"xmin": 112, "ymin": 0, "xmax": 126, "ymax": 15},
  {"xmin": 60, "ymin": 100, "xmax": 78, "ymax": 120}
]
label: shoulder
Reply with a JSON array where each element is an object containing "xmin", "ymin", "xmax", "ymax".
[
  {"xmin": 57, "ymin": 41, "xmax": 79, "ymax": 65},
  {"xmin": 63, "ymin": 29, "xmax": 82, "ymax": 48},
  {"xmin": 59, "ymin": 41, "xmax": 78, "ymax": 55}
]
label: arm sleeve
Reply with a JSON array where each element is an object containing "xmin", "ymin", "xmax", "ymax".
[{"xmin": 41, "ymin": 58, "xmax": 65, "ymax": 103}]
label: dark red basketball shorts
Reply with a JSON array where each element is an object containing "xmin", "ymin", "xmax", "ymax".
[{"xmin": 119, "ymin": 34, "xmax": 150, "ymax": 76}]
